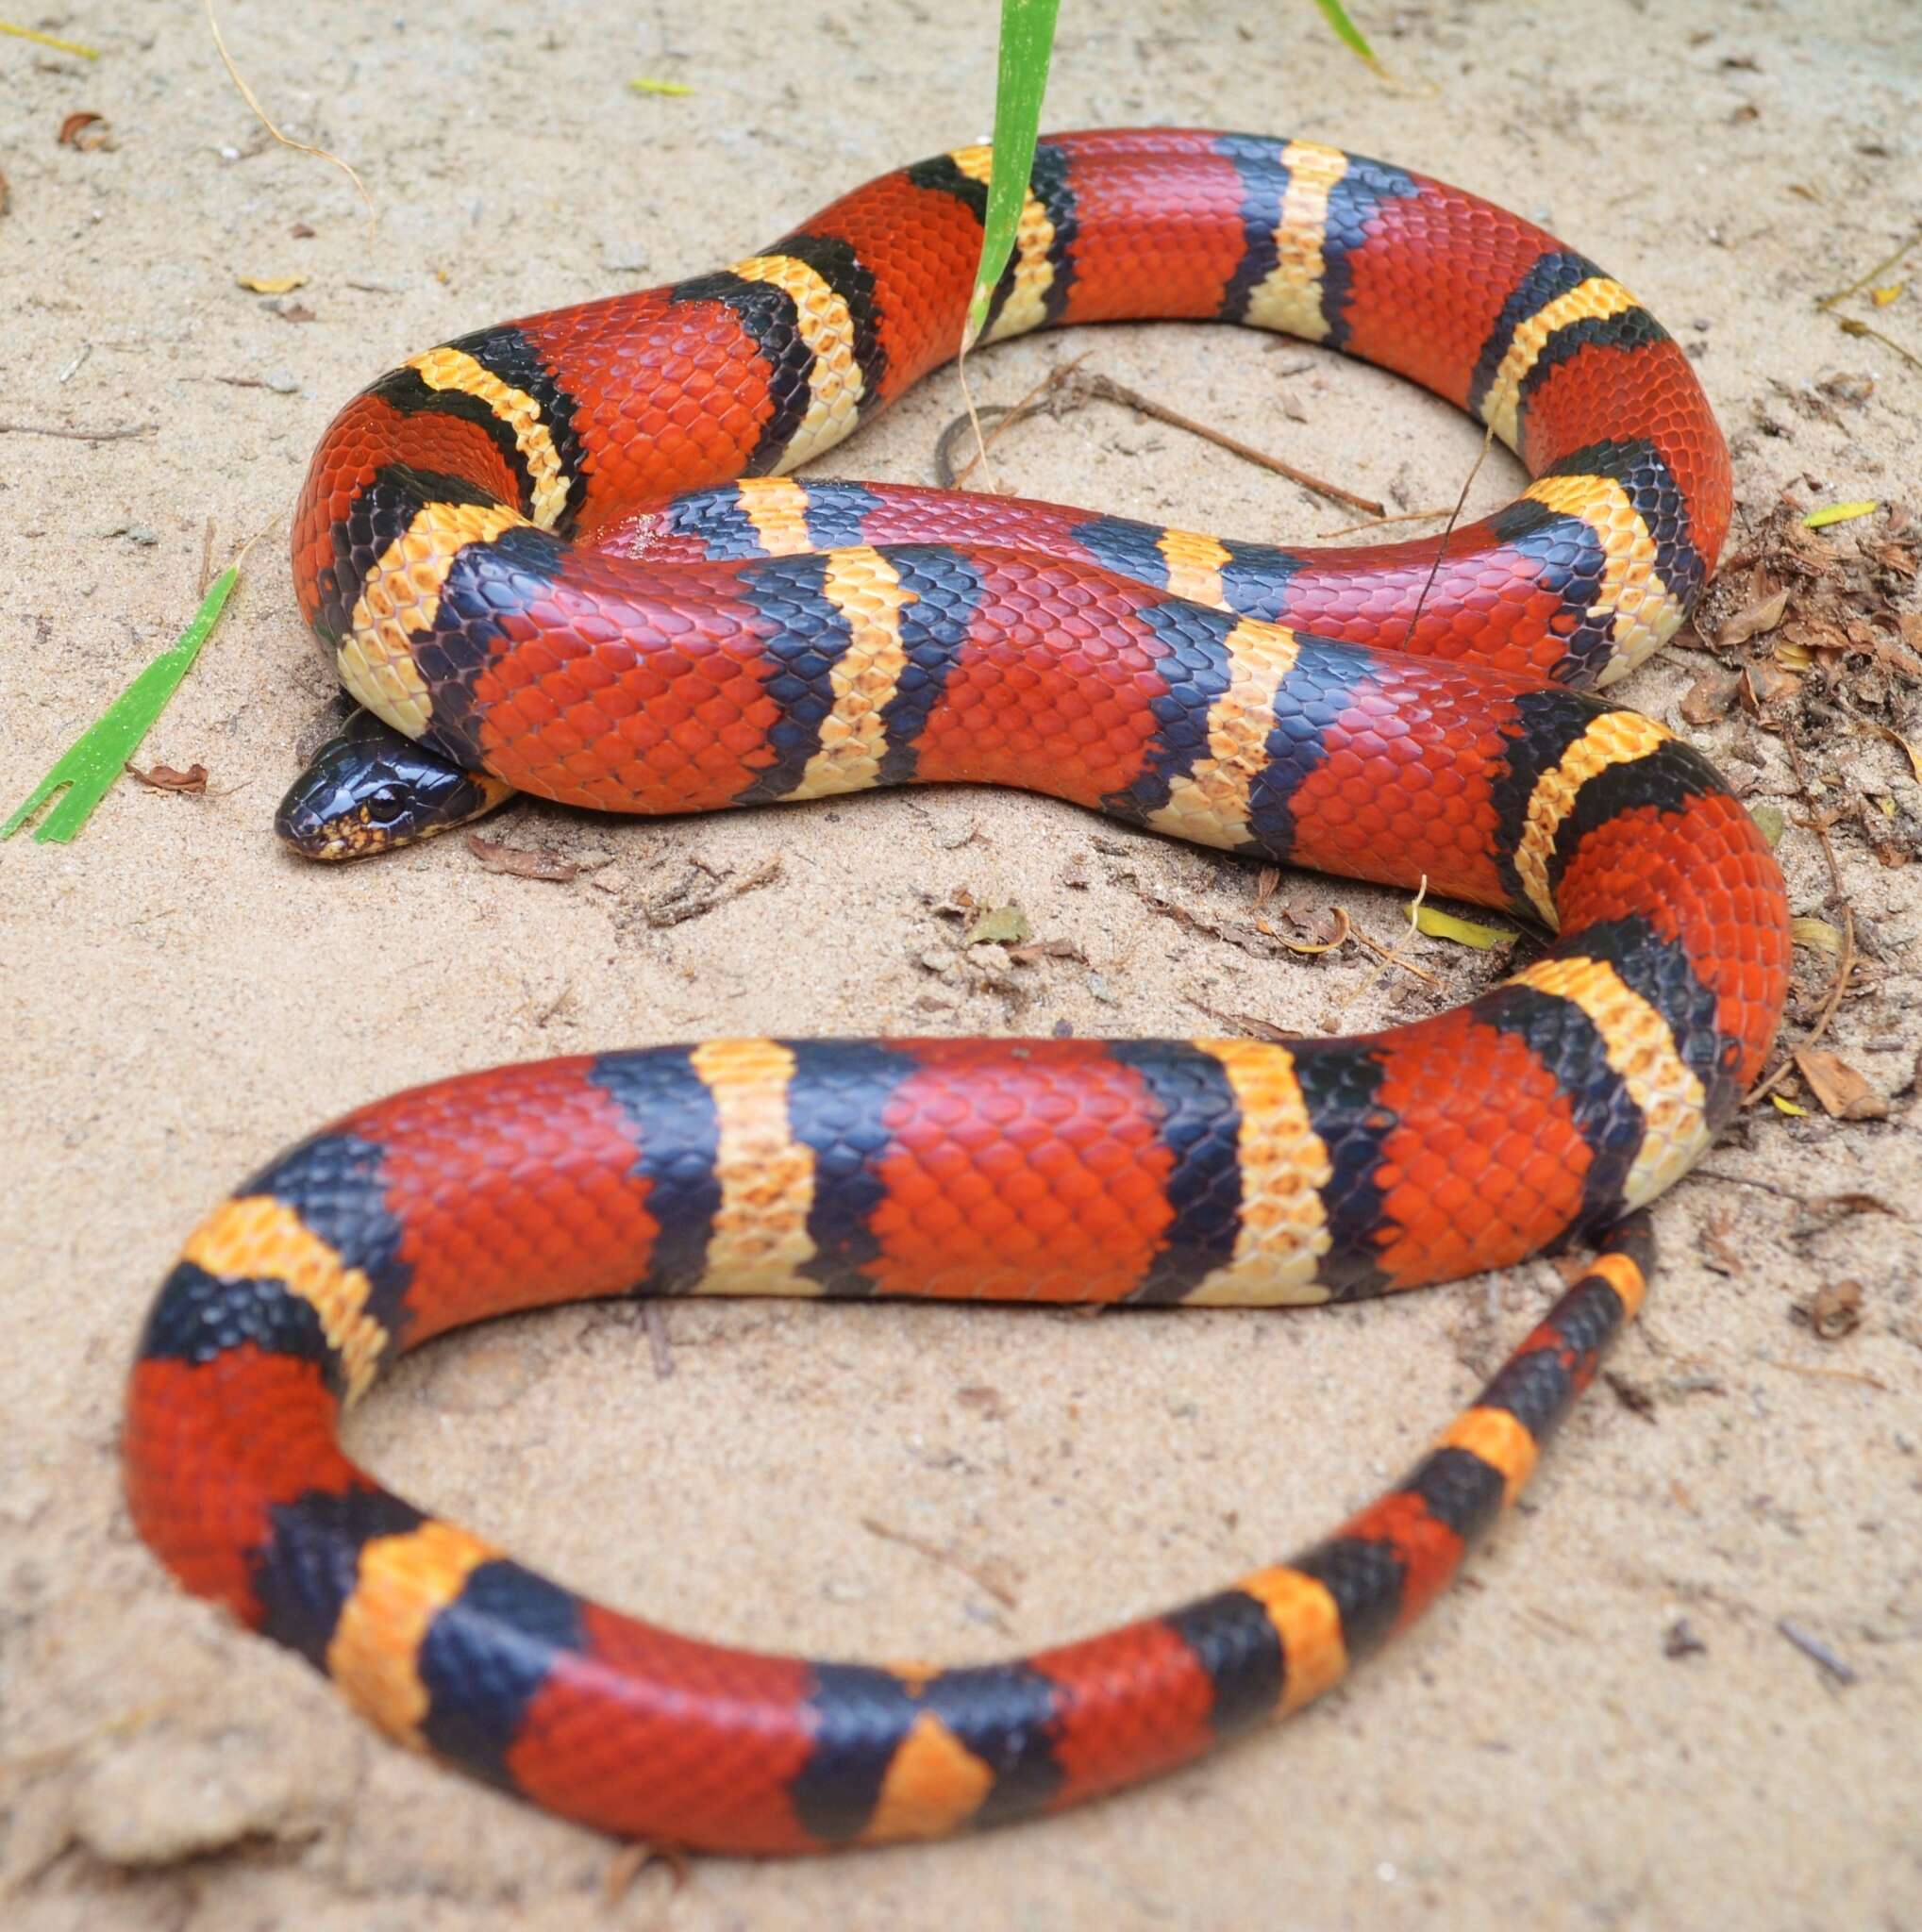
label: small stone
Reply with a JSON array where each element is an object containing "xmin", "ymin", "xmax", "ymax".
[
  {"xmin": 74, "ymin": 1728, "xmax": 327, "ymax": 1865},
  {"xmin": 1663, "ymin": 1617, "xmax": 1708, "ymax": 1660}
]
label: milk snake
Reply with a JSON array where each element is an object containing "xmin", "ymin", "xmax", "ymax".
[{"xmin": 125, "ymin": 130, "xmax": 1789, "ymax": 1855}]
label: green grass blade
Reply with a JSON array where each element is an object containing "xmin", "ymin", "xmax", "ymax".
[
  {"xmin": 1310, "ymin": 0, "xmax": 1380, "ymax": 68},
  {"xmin": 4, "ymin": 565, "xmax": 239, "ymax": 845},
  {"xmin": 964, "ymin": 0, "xmax": 1061, "ymax": 350}
]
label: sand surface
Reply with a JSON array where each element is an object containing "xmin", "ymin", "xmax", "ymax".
[{"xmin": 4, "ymin": 2, "xmax": 1920, "ymax": 1926}]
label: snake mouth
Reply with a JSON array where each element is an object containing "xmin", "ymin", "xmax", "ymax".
[{"xmin": 272, "ymin": 799, "xmax": 403, "ymax": 861}]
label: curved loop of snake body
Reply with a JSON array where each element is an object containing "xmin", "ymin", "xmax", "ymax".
[{"xmin": 127, "ymin": 130, "xmax": 1789, "ymax": 1855}]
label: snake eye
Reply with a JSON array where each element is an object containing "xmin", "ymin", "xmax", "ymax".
[{"xmin": 365, "ymin": 784, "xmax": 407, "ymax": 824}]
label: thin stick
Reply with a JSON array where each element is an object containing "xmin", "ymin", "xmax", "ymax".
[
  {"xmin": 1402, "ymin": 423, "xmax": 1496, "ymax": 649},
  {"xmin": 1833, "ymin": 314, "xmax": 1922, "ymax": 375},
  {"xmin": 861, "ymin": 1517, "xmax": 1019, "ymax": 1609},
  {"xmin": 1331, "ymin": 877, "xmax": 1445, "ymax": 1008},
  {"xmin": 0, "ymin": 420, "xmax": 155, "ymax": 442},
  {"xmin": 951, "ymin": 347, "xmax": 1002, "ymax": 495},
  {"xmin": 204, "ymin": 0, "xmax": 376, "ymax": 236},
  {"xmin": 1765, "ymin": 1358, "xmax": 1889, "ymax": 1394},
  {"xmin": 1689, "ymin": 1166, "xmax": 1807, "ymax": 1202},
  {"xmin": 1317, "ymin": 506, "xmax": 1455, "ymax": 539},
  {"xmin": 1078, "ymin": 372, "xmax": 1383, "ymax": 514},
  {"xmin": 1347, "ymin": 924, "xmax": 1443, "ymax": 990},
  {"xmin": 945, "ymin": 351, "xmax": 1092, "ymax": 489},
  {"xmin": 1776, "ymin": 1619, "xmax": 1858, "ymax": 1686},
  {"xmin": 1815, "ymin": 227, "xmax": 1922, "ymax": 311}
]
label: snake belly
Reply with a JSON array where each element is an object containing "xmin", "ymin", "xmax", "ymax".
[{"xmin": 126, "ymin": 131, "xmax": 1790, "ymax": 1854}]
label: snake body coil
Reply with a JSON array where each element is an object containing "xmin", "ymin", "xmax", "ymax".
[{"xmin": 126, "ymin": 131, "xmax": 1789, "ymax": 1854}]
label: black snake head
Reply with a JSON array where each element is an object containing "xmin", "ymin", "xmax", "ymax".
[{"xmin": 276, "ymin": 709, "xmax": 512, "ymax": 860}]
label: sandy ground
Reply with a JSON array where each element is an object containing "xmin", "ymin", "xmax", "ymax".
[{"xmin": 4, "ymin": 1, "xmax": 1920, "ymax": 1926}]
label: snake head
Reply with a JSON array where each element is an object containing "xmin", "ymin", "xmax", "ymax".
[{"xmin": 276, "ymin": 711, "xmax": 512, "ymax": 860}]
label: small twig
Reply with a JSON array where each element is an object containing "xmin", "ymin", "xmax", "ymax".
[
  {"xmin": 1317, "ymin": 505, "xmax": 1456, "ymax": 540},
  {"xmin": 1346, "ymin": 923, "xmax": 1444, "ymax": 991},
  {"xmin": 943, "ymin": 351, "xmax": 1093, "ymax": 488},
  {"xmin": 643, "ymin": 1302, "xmax": 674, "ymax": 1379},
  {"xmin": 204, "ymin": 0, "xmax": 376, "ymax": 237},
  {"xmin": 1689, "ymin": 1166, "xmax": 1809, "ymax": 1203},
  {"xmin": 1747, "ymin": 740, "xmax": 1858, "ymax": 1106},
  {"xmin": 641, "ymin": 853, "xmax": 782, "ymax": 927},
  {"xmin": 1077, "ymin": 371, "xmax": 1383, "ymax": 513},
  {"xmin": 1181, "ymin": 997, "xmax": 1304, "ymax": 1041},
  {"xmin": 938, "ymin": 358, "xmax": 1383, "ymax": 512},
  {"xmin": 1815, "ymin": 227, "xmax": 1922, "ymax": 311},
  {"xmin": 935, "ymin": 403, "xmax": 1011, "ymax": 489},
  {"xmin": 197, "ymin": 517, "xmax": 217, "ymax": 596},
  {"xmin": 860, "ymin": 1517, "xmax": 1019, "ymax": 1609},
  {"xmin": 1764, "ymin": 1358, "xmax": 1890, "ymax": 1393},
  {"xmin": 0, "ymin": 420, "xmax": 155, "ymax": 442},
  {"xmin": 951, "ymin": 345, "xmax": 1002, "ymax": 494},
  {"xmin": 1331, "ymin": 875, "xmax": 1444, "ymax": 1011},
  {"xmin": 1832, "ymin": 314, "xmax": 1922, "ymax": 375},
  {"xmin": 1776, "ymin": 1619, "xmax": 1858, "ymax": 1686},
  {"xmin": 1402, "ymin": 425, "xmax": 1496, "ymax": 650}
]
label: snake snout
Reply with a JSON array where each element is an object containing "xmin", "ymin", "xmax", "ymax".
[{"xmin": 276, "ymin": 712, "xmax": 510, "ymax": 860}]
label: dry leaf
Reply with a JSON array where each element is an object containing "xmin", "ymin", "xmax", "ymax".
[
  {"xmin": 1741, "ymin": 661, "xmax": 1800, "ymax": 708},
  {"xmin": 1790, "ymin": 916, "xmax": 1845, "ymax": 955},
  {"xmin": 1255, "ymin": 905, "xmax": 1351, "ymax": 954},
  {"xmin": 466, "ymin": 833, "xmax": 580, "ymax": 882},
  {"xmin": 1794, "ymin": 1049, "xmax": 1890, "ymax": 1120},
  {"xmin": 58, "ymin": 110, "xmax": 109, "ymax": 149},
  {"xmin": 1273, "ymin": 897, "xmax": 1343, "ymax": 947},
  {"xmin": 1007, "ymin": 937, "xmax": 1084, "ymax": 965},
  {"xmin": 126, "ymin": 761, "xmax": 209, "ymax": 793},
  {"xmin": 967, "ymin": 904, "xmax": 1032, "ymax": 946},
  {"xmin": 1718, "ymin": 586, "xmax": 1790, "ymax": 647},
  {"xmin": 1871, "ymin": 723, "xmax": 1922, "ymax": 786},
  {"xmin": 237, "ymin": 272, "xmax": 309, "ymax": 295},
  {"xmin": 1680, "ymin": 669, "xmax": 1739, "ymax": 724}
]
